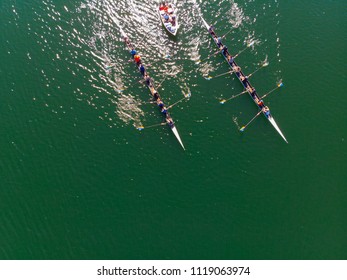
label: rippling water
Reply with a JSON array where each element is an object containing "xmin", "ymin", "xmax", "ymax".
[
  {"xmin": 6, "ymin": 0, "xmax": 284, "ymax": 130},
  {"xmin": 1, "ymin": 0, "xmax": 346, "ymax": 259}
]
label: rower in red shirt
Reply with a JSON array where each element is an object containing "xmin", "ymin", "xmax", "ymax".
[{"xmin": 134, "ymin": 54, "xmax": 141, "ymax": 65}]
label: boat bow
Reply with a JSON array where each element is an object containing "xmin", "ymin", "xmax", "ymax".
[
  {"xmin": 172, "ymin": 126, "xmax": 185, "ymax": 150},
  {"xmin": 200, "ymin": 15, "xmax": 288, "ymax": 143},
  {"xmin": 120, "ymin": 26, "xmax": 185, "ymax": 150},
  {"xmin": 268, "ymin": 117, "xmax": 288, "ymax": 143}
]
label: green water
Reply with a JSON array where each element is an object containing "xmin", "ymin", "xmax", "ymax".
[{"xmin": 0, "ymin": 0, "xmax": 346, "ymax": 260}]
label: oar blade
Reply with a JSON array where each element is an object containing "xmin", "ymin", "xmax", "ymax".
[{"xmin": 248, "ymin": 41, "xmax": 255, "ymax": 47}]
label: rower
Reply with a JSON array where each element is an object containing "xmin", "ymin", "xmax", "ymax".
[
  {"xmin": 227, "ymin": 55, "xmax": 234, "ymax": 65},
  {"xmin": 157, "ymin": 99, "xmax": 164, "ymax": 108},
  {"xmin": 153, "ymin": 91, "xmax": 159, "ymax": 100},
  {"xmin": 239, "ymin": 74, "xmax": 248, "ymax": 86},
  {"xmin": 166, "ymin": 115, "xmax": 174, "ymax": 127},
  {"xmin": 209, "ymin": 25, "xmax": 216, "ymax": 36},
  {"xmin": 139, "ymin": 64, "xmax": 145, "ymax": 76},
  {"xmin": 161, "ymin": 106, "xmax": 168, "ymax": 115},
  {"xmin": 262, "ymin": 106, "xmax": 270, "ymax": 117},
  {"xmin": 233, "ymin": 65, "xmax": 241, "ymax": 73},
  {"xmin": 144, "ymin": 74, "xmax": 151, "ymax": 86},
  {"xmin": 221, "ymin": 45, "xmax": 228, "ymax": 56},
  {"xmin": 134, "ymin": 54, "xmax": 141, "ymax": 65},
  {"xmin": 215, "ymin": 37, "xmax": 222, "ymax": 48},
  {"xmin": 130, "ymin": 48, "xmax": 137, "ymax": 58},
  {"xmin": 246, "ymin": 84, "xmax": 255, "ymax": 93},
  {"xmin": 124, "ymin": 37, "xmax": 130, "ymax": 44},
  {"xmin": 257, "ymin": 99, "xmax": 264, "ymax": 108}
]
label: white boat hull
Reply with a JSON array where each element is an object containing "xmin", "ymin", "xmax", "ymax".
[
  {"xmin": 120, "ymin": 26, "xmax": 185, "ymax": 150},
  {"xmin": 268, "ymin": 117, "xmax": 288, "ymax": 143},
  {"xmin": 201, "ymin": 15, "xmax": 288, "ymax": 143},
  {"xmin": 158, "ymin": 2, "xmax": 179, "ymax": 36},
  {"xmin": 172, "ymin": 126, "xmax": 185, "ymax": 150}
]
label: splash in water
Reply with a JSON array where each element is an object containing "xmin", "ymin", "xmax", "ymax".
[
  {"xmin": 229, "ymin": 1, "xmax": 249, "ymax": 28},
  {"xmin": 232, "ymin": 116, "xmax": 241, "ymax": 130}
]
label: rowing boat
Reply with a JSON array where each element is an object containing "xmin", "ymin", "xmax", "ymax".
[
  {"xmin": 201, "ymin": 16, "xmax": 288, "ymax": 143},
  {"xmin": 120, "ymin": 27, "xmax": 185, "ymax": 150},
  {"xmin": 158, "ymin": 1, "xmax": 179, "ymax": 36}
]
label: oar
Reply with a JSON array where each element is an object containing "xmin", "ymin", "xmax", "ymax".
[
  {"xmin": 197, "ymin": 34, "xmax": 249, "ymax": 65},
  {"xmin": 137, "ymin": 35, "xmax": 149, "ymax": 48},
  {"xmin": 260, "ymin": 82, "xmax": 284, "ymax": 99},
  {"xmin": 247, "ymin": 61, "xmax": 269, "ymax": 78},
  {"xmin": 220, "ymin": 90, "xmax": 248, "ymax": 104},
  {"xmin": 136, "ymin": 122, "xmax": 166, "ymax": 130},
  {"xmin": 139, "ymin": 77, "xmax": 152, "ymax": 86},
  {"xmin": 205, "ymin": 70, "xmax": 234, "ymax": 80},
  {"xmin": 138, "ymin": 100, "xmax": 157, "ymax": 105},
  {"xmin": 240, "ymin": 110, "xmax": 263, "ymax": 132},
  {"xmin": 126, "ymin": 100, "xmax": 156, "ymax": 106},
  {"xmin": 234, "ymin": 41, "xmax": 255, "ymax": 58},
  {"xmin": 221, "ymin": 28, "xmax": 233, "ymax": 39},
  {"xmin": 116, "ymin": 88, "xmax": 125, "ymax": 93},
  {"xmin": 104, "ymin": 63, "xmax": 116, "ymax": 70},
  {"xmin": 167, "ymin": 92, "xmax": 191, "ymax": 109},
  {"xmin": 195, "ymin": 50, "xmax": 220, "ymax": 65},
  {"xmin": 156, "ymin": 76, "xmax": 168, "ymax": 89},
  {"xmin": 136, "ymin": 27, "xmax": 159, "ymax": 48}
]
